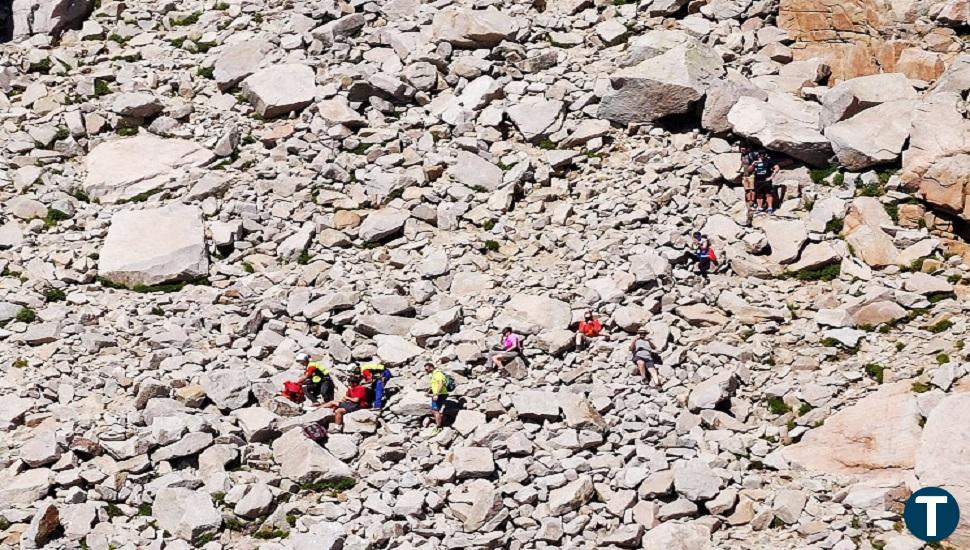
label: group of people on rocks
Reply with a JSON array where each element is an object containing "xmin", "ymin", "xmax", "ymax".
[
  {"xmin": 289, "ymin": 307, "xmax": 668, "ymax": 437},
  {"xmin": 290, "ymin": 352, "xmax": 453, "ymax": 435},
  {"xmin": 740, "ymin": 144, "xmax": 781, "ymax": 215}
]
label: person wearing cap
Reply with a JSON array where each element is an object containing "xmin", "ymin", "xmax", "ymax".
[
  {"xmin": 575, "ymin": 310, "xmax": 603, "ymax": 349},
  {"xmin": 629, "ymin": 328, "xmax": 662, "ymax": 387},
  {"xmin": 294, "ymin": 352, "xmax": 334, "ymax": 405}
]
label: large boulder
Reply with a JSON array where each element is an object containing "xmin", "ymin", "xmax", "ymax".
[
  {"xmin": 0, "ymin": 468, "xmax": 52, "ymax": 508},
  {"xmin": 450, "ymin": 151, "xmax": 503, "ymax": 191},
  {"xmin": 431, "ymin": 8, "xmax": 517, "ymax": 48},
  {"xmin": 359, "ymin": 208, "xmax": 409, "ymax": 243},
  {"xmin": 10, "ymin": 0, "xmax": 93, "ymax": 41},
  {"xmin": 272, "ymin": 428, "xmax": 354, "ymax": 483},
  {"xmin": 915, "ymin": 153, "xmax": 970, "ymax": 219},
  {"xmin": 153, "ymin": 488, "xmax": 221, "ymax": 541},
  {"xmin": 240, "ymin": 64, "xmax": 317, "ymax": 118},
  {"xmin": 506, "ymin": 98, "xmax": 564, "ymax": 141},
  {"xmin": 701, "ymin": 70, "xmax": 768, "ymax": 134},
  {"xmin": 598, "ymin": 42, "xmax": 724, "ymax": 124},
  {"xmin": 820, "ymin": 73, "xmax": 917, "ymax": 127},
  {"xmin": 762, "ymin": 219, "xmax": 808, "ymax": 264},
  {"xmin": 844, "ymin": 225, "xmax": 899, "ymax": 268},
  {"xmin": 915, "ymin": 393, "xmax": 970, "ymax": 549},
  {"xmin": 83, "ymin": 135, "xmax": 214, "ymax": 203},
  {"xmin": 641, "ymin": 522, "xmax": 713, "ymax": 550},
  {"xmin": 783, "ymin": 381, "xmax": 922, "ymax": 476},
  {"xmin": 494, "ymin": 293, "xmax": 572, "ymax": 334},
  {"xmin": 824, "ymin": 100, "xmax": 915, "ymax": 170},
  {"xmin": 547, "ymin": 476, "xmax": 594, "ymax": 515},
  {"xmin": 213, "ymin": 39, "xmax": 272, "ymax": 91},
  {"xmin": 97, "ymin": 204, "xmax": 209, "ymax": 288},
  {"xmin": 728, "ymin": 94, "xmax": 832, "ymax": 166}
]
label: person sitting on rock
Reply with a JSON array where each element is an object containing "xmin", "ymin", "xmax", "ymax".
[
  {"xmin": 490, "ymin": 327, "xmax": 523, "ymax": 371},
  {"xmin": 630, "ymin": 328, "xmax": 662, "ymax": 388},
  {"xmin": 359, "ymin": 361, "xmax": 392, "ymax": 409},
  {"xmin": 318, "ymin": 373, "xmax": 369, "ymax": 430},
  {"xmin": 294, "ymin": 352, "xmax": 334, "ymax": 407},
  {"xmin": 575, "ymin": 310, "xmax": 603, "ymax": 349}
]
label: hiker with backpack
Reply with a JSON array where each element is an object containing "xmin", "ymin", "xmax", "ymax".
[
  {"xmin": 318, "ymin": 373, "xmax": 369, "ymax": 431},
  {"xmin": 293, "ymin": 353, "xmax": 334, "ymax": 407},
  {"xmin": 489, "ymin": 326, "xmax": 523, "ymax": 371},
  {"xmin": 575, "ymin": 310, "xmax": 603, "ymax": 349},
  {"xmin": 630, "ymin": 328, "xmax": 662, "ymax": 388},
  {"xmin": 751, "ymin": 151, "xmax": 780, "ymax": 214},
  {"xmin": 740, "ymin": 144, "xmax": 759, "ymax": 207},
  {"xmin": 425, "ymin": 362, "xmax": 455, "ymax": 435},
  {"xmin": 359, "ymin": 361, "xmax": 392, "ymax": 409},
  {"xmin": 692, "ymin": 232, "xmax": 718, "ymax": 279}
]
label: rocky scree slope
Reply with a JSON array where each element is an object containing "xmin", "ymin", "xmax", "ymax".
[{"xmin": 3, "ymin": 0, "xmax": 970, "ymax": 549}]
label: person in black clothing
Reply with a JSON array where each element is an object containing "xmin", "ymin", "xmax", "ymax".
[{"xmin": 751, "ymin": 151, "xmax": 780, "ymax": 214}]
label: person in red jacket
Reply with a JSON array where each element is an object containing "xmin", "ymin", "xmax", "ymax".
[
  {"xmin": 575, "ymin": 311, "xmax": 603, "ymax": 349},
  {"xmin": 319, "ymin": 374, "xmax": 369, "ymax": 431}
]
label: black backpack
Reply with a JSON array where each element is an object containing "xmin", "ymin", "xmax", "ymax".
[{"xmin": 753, "ymin": 158, "xmax": 768, "ymax": 178}]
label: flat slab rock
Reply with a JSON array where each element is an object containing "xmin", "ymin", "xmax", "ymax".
[
  {"xmin": 97, "ymin": 204, "xmax": 209, "ymax": 288},
  {"xmin": 82, "ymin": 134, "xmax": 214, "ymax": 203}
]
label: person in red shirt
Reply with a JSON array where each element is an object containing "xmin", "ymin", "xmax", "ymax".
[
  {"xmin": 319, "ymin": 374, "xmax": 369, "ymax": 430},
  {"xmin": 575, "ymin": 311, "xmax": 603, "ymax": 349}
]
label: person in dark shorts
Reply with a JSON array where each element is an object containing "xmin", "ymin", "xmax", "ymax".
[
  {"xmin": 751, "ymin": 151, "xmax": 780, "ymax": 214},
  {"xmin": 319, "ymin": 374, "xmax": 369, "ymax": 430}
]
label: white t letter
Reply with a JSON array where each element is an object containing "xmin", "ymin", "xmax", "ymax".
[{"xmin": 916, "ymin": 495, "xmax": 949, "ymax": 537}]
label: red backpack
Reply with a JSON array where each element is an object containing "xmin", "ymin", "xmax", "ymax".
[{"xmin": 282, "ymin": 381, "xmax": 305, "ymax": 403}]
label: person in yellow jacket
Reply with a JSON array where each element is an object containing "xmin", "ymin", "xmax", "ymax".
[
  {"xmin": 360, "ymin": 361, "xmax": 392, "ymax": 409},
  {"xmin": 295, "ymin": 352, "xmax": 333, "ymax": 405},
  {"xmin": 425, "ymin": 362, "xmax": 449, "ymax": 435}
]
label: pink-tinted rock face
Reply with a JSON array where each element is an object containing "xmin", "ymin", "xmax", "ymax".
[{"xmin": 778, "ymin": 0, "xmax": 952, "ymax": 81}]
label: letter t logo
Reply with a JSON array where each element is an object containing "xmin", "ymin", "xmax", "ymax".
[{"xmin": 916, "ymin": 495, "xmax": 950, "ymax": 537}]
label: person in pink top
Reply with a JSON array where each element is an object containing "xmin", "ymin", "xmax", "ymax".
[{"xmin": 490, "ymin": 326, "xmax": 523, "ymax": 370}]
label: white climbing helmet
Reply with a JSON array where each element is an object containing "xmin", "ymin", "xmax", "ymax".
[{"xmin": 295, "ymin": 352, "xmax": 310, "ymax": 364}]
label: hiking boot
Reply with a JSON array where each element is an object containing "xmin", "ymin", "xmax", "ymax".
[
  {"xmin": 766, "ymin": 208, "xmax": 774, "ymax": 215},
  {"xmin": 431, "ymin": 427, "xmax": 442, "ymax": 437}
]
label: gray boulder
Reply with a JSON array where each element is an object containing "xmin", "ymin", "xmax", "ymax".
[
  {"xmin": 598, "ymin": 42, "xmax": 724, "ymax": 124},
  {"xmin": 728, "ymin": 94, "xmax": 832, "ymax": 166},
  {"xmin": 431, "ymin": 8, "xmax": 517, "ymax": 48},
  {"xmin": 241, "ymin": 64, "xmax": 316, "ymax": 118},
  {"xmin": 97, "ymin": 204, "xmax": 208, "ymax": 288},
  {"xmin": 824, "ymin": 100, "xmax": 915, "ymax": 170},
  {"xmin": 272, "ymin": 428, "xmax": 354, "ymax": 483},
  {"xmin": 153, "ymin": 488, "xmax": 221, "ymax": 541},
  {"xmin": 83, "ymin": 134, "xmax": 213, "ymax": 203}
]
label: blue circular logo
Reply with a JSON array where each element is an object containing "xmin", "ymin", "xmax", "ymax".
[{"xmin": 903, "ymin": 487, "xmax": 960, "ymax": 542}]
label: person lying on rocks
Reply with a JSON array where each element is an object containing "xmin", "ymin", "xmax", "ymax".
[
  {"xmin": 575, "ymin": 310, "xmax": 602, "ymax": 349},
  {"xmin": 318, "ymin": 373, "xmax": 369, "ymax": 431},
  {"xmin": 630, "ymin": 328, "xmax": 662, "ymax": 388},
  {"xmin": 489, "ymin": 326, "xmax": 523, "ymax": 371}
]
